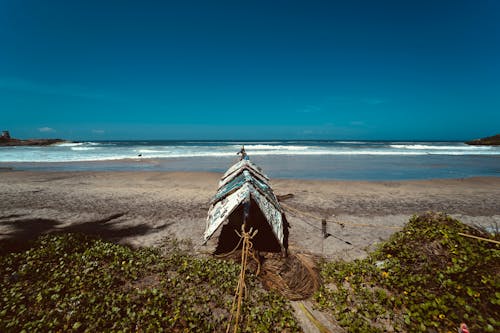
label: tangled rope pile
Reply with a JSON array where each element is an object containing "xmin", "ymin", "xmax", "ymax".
[
  {"xmin": 221, "ymin": 250, "xmax": 321, "ymax": 301},
  {"xmin": 259, "ymin": 251, "xmax": 320, "ymax": 300}
]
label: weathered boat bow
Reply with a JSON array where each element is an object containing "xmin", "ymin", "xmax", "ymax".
[{"xmin": 204, "ymin": 152, "xmax": 289, "ymax": 256}]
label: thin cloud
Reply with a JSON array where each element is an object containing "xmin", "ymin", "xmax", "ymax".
[
  {"xmin": 38, "ymin": 127, "xmax": 55, "ymax": 133},
  {"xmin": 92, "ymin": 129, "xmax": 105, "ymax": 134}
]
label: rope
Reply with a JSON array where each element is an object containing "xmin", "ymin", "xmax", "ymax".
[
  {"xmin": 226, "ymin": 225, "xmax": 259, "ymax": 333},
  {"xmin": 286, "ymin": 213, "xmax": 352, "ymax": 245},
  {"xmin": 458, "ymin": 232, "xmax": 500, "ymax": 245},
  {"xmin": 280, "ymin": 202, "xmax": 401, "ymax": 230},
  {"xmin": 281, "ymin": 203, "xmax": 344, "ymax": 228}
]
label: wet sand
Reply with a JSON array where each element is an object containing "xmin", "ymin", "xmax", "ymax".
[{"xmin": 1, "ymin": 171, "xmax": 499, "ymax": 259}]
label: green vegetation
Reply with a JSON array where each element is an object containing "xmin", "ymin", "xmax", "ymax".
[
  {"xmin": 0, "ymin": 234, "xmax": 300, "ymax": 332},
  {"xmin": 3, "ymin": 213, "xmax": 498, "ymax": 332},
  {"xmin": 314, "ymin": 212, "xmax": 500, "ymax": 332}
]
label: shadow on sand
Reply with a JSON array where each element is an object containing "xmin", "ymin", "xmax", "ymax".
[{"xmin": 0, "ymin": 213, "xmax": 170, "ymax": 255}]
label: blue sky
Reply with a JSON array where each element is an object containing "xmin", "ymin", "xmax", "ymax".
[{"xmin": 1, "ymin": 0, "xmax": 499, "ymax": 140}]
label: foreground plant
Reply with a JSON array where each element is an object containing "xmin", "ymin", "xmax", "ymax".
[
  {"xmin": 0, "ymin": 233, "xmax": 300, "ymax": 332},
  {"xmin": 314, "ymin": 212, "xmax": 500, "ymax": 332}
]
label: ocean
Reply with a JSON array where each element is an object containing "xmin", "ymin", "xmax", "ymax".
[{"xmin": 1, "ymin": 140, "xmax": 499, "ymax": 180}]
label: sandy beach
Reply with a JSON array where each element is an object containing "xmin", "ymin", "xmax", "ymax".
[{"xmin": 1, "ymin": 171, "xmax": 499, "ymax": 259}]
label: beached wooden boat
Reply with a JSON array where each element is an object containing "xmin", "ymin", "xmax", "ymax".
[{"xmin": 204, "ymin": 150, "xmax": 289, "ymax": 255}]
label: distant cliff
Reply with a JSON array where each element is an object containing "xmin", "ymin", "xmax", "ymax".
[
  {"xmin": 465, "ymin": 134, "xmax": 500, "ymax": 146},
  {"xmin": 0, "ymin": 131, "xmax": 68, "ymax": 146}
]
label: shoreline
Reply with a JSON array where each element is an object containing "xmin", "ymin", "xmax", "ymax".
[
  {"xmin": 1, "ymin": 170, "xmax": 499, "ymax": 259},
  {"xmin": 1, "ymin": 153, "xmax": 500, "ymax": 181}
]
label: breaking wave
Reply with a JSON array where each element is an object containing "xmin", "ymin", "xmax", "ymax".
[
  {"xmin": 1, "ymin": 140, "xmax": 499, "ymax": 163},
  {"xmin": 71, "ymin": 147, "xmax": 97, "ymax": 151},
  {"xmin": 390, "ymin": 144, "xmax": 490, "ymax": 150},
  {"xmin": 244, "ymin": 144, "xmax": 308, "ymax": 151}
]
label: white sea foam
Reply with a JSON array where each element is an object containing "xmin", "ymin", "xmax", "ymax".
[
  {"xmin": 137, "ymin": 149, "xmax": 168, "ymax": 153},
  {"xmin": 57, "ymin": 141, "xmax": 101, "ymax": 147},
  {"xmin": 57, "ymin": 142, "xmax": 84, "ymax": 147},
  {"xmin": 390, "ymin": 144, "xmax": 490, "ymax": 150},
  {"xmin": 71, "ymin": 147, "xmax": 97, "ymax": 151},
  {"xmin": 244, "ymin": 144, "xmax": 308, "ymax": 151},
  {"xmin": 247, "ymin": 150, "xmax": 426, "ymax": 156},
  {"xmin": 1, "ymin": 140, "xmax": 499, "ymax": 163}
]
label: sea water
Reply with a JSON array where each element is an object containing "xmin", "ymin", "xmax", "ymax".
[{"xmin": 1, "ymin": 140, "xmax": 499, "ymax": 180}]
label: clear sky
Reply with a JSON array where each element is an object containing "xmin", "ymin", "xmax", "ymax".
[{"xmin": 1, "ymin": 0, "xmax": 499, "ymax": 140}]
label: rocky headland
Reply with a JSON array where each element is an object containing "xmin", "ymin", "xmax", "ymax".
[
  {"xmin": 465, "ymin": 133, "xmax": 500, "ymax": 146},
  {"xmin": 0, "ymin": 131, "xmax": 69, "ymax": 146}
]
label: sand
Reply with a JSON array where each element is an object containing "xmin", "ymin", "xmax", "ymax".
[{"xmin": 1, "ymin": 171, "xmax": 499, "ymax": 259}]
